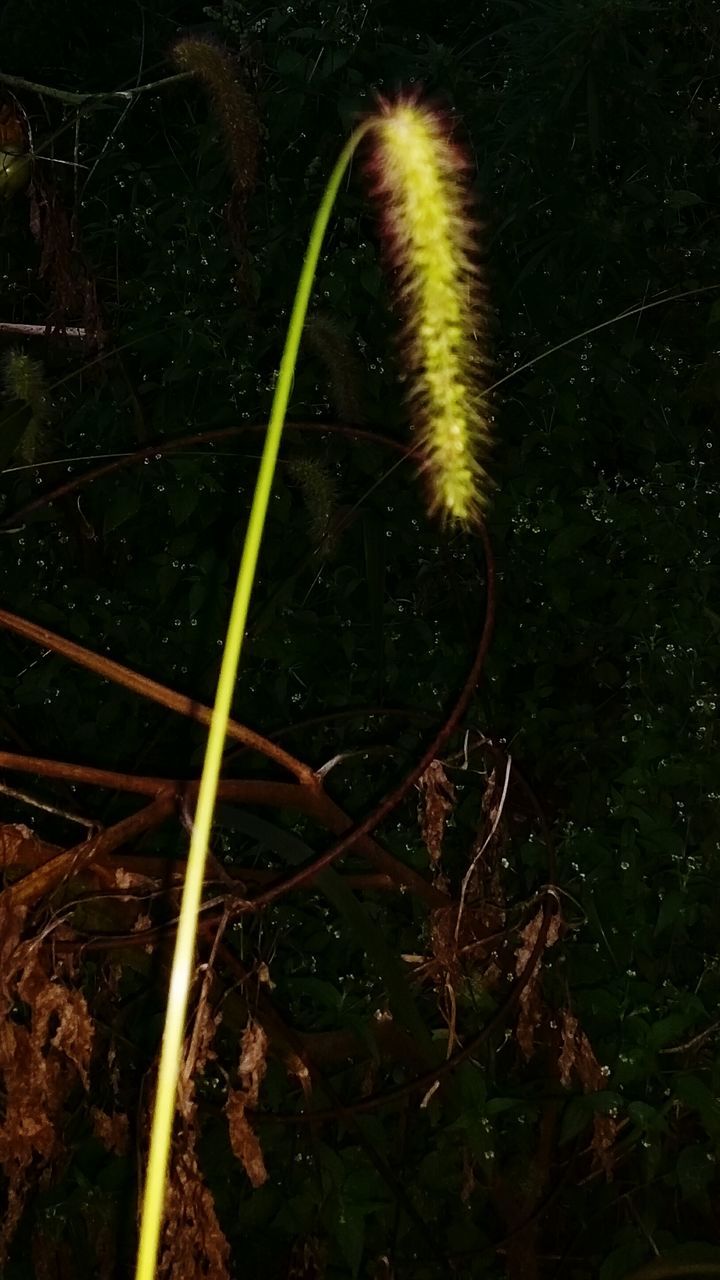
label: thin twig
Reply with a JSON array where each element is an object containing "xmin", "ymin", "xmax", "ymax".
[
  {"xmin": 0, "ymin": 420, "xmax": 408, "ymax": 528},
  {"xmin": 0, "ymin": 69, "xmax": 191, "ymax": 108},
  {"xmin": 660, "ymin": 1018, "xmax": 720, "ymax": 1055},
  {"xmin": 2, "ymin": 792, "xmax": 175, "ymax": 911},
  {"xmin": 0, "ymin": 749, "xmax": 445, "ymax": 906},
  {"xmin": 0, "ymin": 323, "xmax": 86, "ymax": 339},
  {"xmin": 0, "ymin": 608, "xmax": 314, "ymax": 784},
  {"xmin": 0, "ymin": 778, "xmax": 95, "ymax": 829},
  {"xmin": 454, "ymin": 752, "xmax": 512, "ymax": 944}
]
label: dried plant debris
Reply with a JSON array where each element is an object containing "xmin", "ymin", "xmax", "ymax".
[
  {"xmin": 28, "ymin": 182, "xmax": 104, "ymax": 346},
  {"xmin": 417, "ymin": 758, "xmax": 456, "ymax": 868},
  {"xmin": 159, "ymin": 1138, "xmax": 232, "ymax": 1280},
  {"xmin": 90, "ymin": 1107, "xmax": 129, "ymax": 1156},
  {"xmin": 225, "ymin": 1019, "xmax": 269, "ymax": 1188},
  {"xmin": 558, "ymin": 1009, "xmax": 619, "ymax": 1178},
  {"xmin": 159, "ymin": 1000, "xmax": 232, "ymax": 1279},
  {"xmin": 0, "ymin": 900, "xmax": 94, "ymax": 1261},
  {"xmin": 514, "ymin": 907, "xmax": 562, "ymax": 1060}
]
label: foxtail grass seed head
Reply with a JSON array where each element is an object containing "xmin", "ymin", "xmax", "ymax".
[
  {"xmin": 172, "ymin": 37, "xmax": 259, "ymax": 198},
  {"xmin": 2, "ymin": 349, "xmax": 51, "ymax": 463},
  {"xmin": 287, "ymin": 454, "xmax": 340, "ymax": 556},
  {"xmin": 364, "ymin": 95, "xmax": 492, "ymax": 526},
  {"xmin": 303, "ymin": 311, "xmax": 367, "ymax": 424}
]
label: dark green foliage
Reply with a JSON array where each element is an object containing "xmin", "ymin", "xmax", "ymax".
[{"xmin": 0, "ymin": 1, "xmax": 719, "ymax": 1277}]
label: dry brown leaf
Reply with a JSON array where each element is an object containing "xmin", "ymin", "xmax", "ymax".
[
  {"xmin": 514, "ymin": 908, "xmax": 561, "ymax": 1059},
  {"xmin": 480, "ymin": 766, "xmax": 505, "ymax": 831},
  {"xmin": 0, "ymin": 906, "xmax": 94, "ymax": 1262},
  {"xmin": 430, "ymin": 905, "xmax": 459, "ymax": 977},
  {"xmin": 285, "ymin": 1048, "xmax": 313, "ymax": 1104},
  {"xmin": 113, "ymin": 866, "xmax": 154, "ymax": 890},
  {"xmin": 31, "ymin": 1230, "xmax": 75, "ymax": 1280},
  {"xmin": 226, "ymin": 1088, "xmax": 268, "ymax": 1188},
  {"xmin": 0, "ymin": 823, "xmax": 59, "ymax": 872},
  {"xmin": 558, "ymin": 1009, "xmax": 603, "ymax": 1091},
  {"xmin": 50, "ymin": 986, "xmax": 94, "ymax": 1090},
  {"xmin": 28, "ymin": 179, "xmax": 105, "ymax": 348},
  {"xmin": 0, "ymin": 105, "xmax": 26, "ymax": 152},
  {"xmin": 558, "ymin": 1009, "xmax": 619, "ymax": 1178},
  {"xmin": 178, "ymin": 995, "xmax": 220, "ymax": 1124},
  {"xmin": 91, "ymin": 1108, "xmax": 129, "ymax": 1156},
  {"xmin": 238, "ymin": 1018, "xmax": 268, "ymax": 1093},
  {"xmin": 159, "ymin": 1137, "xmax": 231, "ymax": 1280},
  {"xmin": 457, "ymin": 769, "xmax": 509, "ymax": 940},
  {"xmin": 225, "ymin": 1019, "xmax": 269, "ymax": 1187},
  {"xmin": 417, "ymin": 760, "xmax": 456, "ymax": 865},
  {"xmin": 157, "ymin": 990, "xmax": 230, "ymax": 1276}
]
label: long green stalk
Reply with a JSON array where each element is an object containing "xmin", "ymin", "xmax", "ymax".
[{"xmin": 134, "ymin": 118, "xmax": 372, "ymax": 1280}]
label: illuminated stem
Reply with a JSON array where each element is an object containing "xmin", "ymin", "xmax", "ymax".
[
  {"xmin": 133, "ymin": 119, "xmax": 373, "ymax": 1280},
  {"xmin": 136, "ymin": 92, "xmax": 494, "ymax": 1277}
]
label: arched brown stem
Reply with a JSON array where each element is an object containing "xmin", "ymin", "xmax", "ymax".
[
  {"xmin": 0, "ymin": 438, "xmax": 488, "ymax": 910},
  {"xmin": 0, "ymin": 606, "xmax": 313, "ymax": 784},
  {"xmin": 0, "ymin": 750, "xmax": 173, "ymax": 796},
  {"xmin": 235, "ymin": 521, "xmax": 495, "ymax": 910},
  {"xmin": 0, "ymin": 754, "xmax": 446, "ymax": 906},
  {"xmin": 0, "ymin": 420, "xmax": 409, "ymax": 529}
]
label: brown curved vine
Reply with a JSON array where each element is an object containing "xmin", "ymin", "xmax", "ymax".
[
  {"xmin": 0, "ymin": 419, "xmax": 410, "ymax": 530},
  {"xmin": 235, "ymin": 519, "xmax": 495, "ymax": 909},
  {"xmin": 0, "ymin": 606, "xmax": 313, "ymax": 784}
]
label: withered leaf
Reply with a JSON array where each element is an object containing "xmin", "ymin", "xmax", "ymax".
[
  {"xmin": 514, "ymin": 908, "xmax": 561, "ymax": 1059},
  {"xmin": 418, "ymin": 759, "xmax": 456, "ymax": 865}
]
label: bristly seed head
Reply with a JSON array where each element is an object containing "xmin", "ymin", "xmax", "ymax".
[
  {"xmin": 363, "ymin": 93, "xmax": 493, "ymax": 527},
  {"xmin": 2, "ymin": 349, "xmax": 51, "ymax": 464},
  {"xmin": 172, "ymin": 37, "xmax": 259, "ymax": 198}
]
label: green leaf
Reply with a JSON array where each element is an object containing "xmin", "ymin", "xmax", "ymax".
[
  {"xmin": 665, "ymin": 189, "xmax": 703, "ymax": 207},
  {"xmin": 329, "ymin": 1197, "xmax": 364, "ymax": 1277},
  {"xmin": 627, "ymin": 1101, "xmax": 667, "ymax": 1134},
  {"xmin": 648, "ymin": 1013, "xmax": 690, "ymax": 1051},
  {"xmin": 0, "ymin": 397, "xmax": 32, "ymax": 469},
  {"xmin": 275, "ymin": 48, "xmax": 308, "ymax": 78},
  {"xmin": 677, "ymin": 1145, "xmax": 715, "ymax": 1203},
  {"xmin": 655, "ymin": 889, "xmax": 683, "ymax": 934},
  {"xmin": 103, "ymin": 484, "xmax": 141, "ymax": 534},
  {"xmin": 675, "ymin": 1075, "xmax": 720, "ymax": 1144},
  {"xmin": 547, "ymin": 524, "xmax": 595, "ymax": 560},
  {"xmin": 359, "ymin": 262, "xmax": 382, "ymax": 297},
  {"xmin": 167, "ymin": 479, "xmax": 200, "ymax": 526},
  {"xmin": 316, "ymin": 46, "xmax": 355, "ymax": 78},
  {"xmin": 600, "ymin": 1241, "xmax": 648, "ymax": 1280},
  {"xmin": 559, "ymin": 1096, "xmax": 592, "ymax": 1145}
]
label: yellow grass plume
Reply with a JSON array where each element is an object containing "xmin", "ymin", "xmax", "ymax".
[{"xmin": 364, "ymin": 95, "xmax": 492, "ymax": 526}]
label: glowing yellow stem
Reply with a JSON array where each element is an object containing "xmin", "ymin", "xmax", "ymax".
[{"xmin": 134, "ymin": 118, "xmax": 373, "ymax": 1280}]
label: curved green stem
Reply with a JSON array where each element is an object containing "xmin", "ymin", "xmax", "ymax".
[{"xmin": 133, "ymin": 118, "xmax": 374, "ymax": 1280}]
